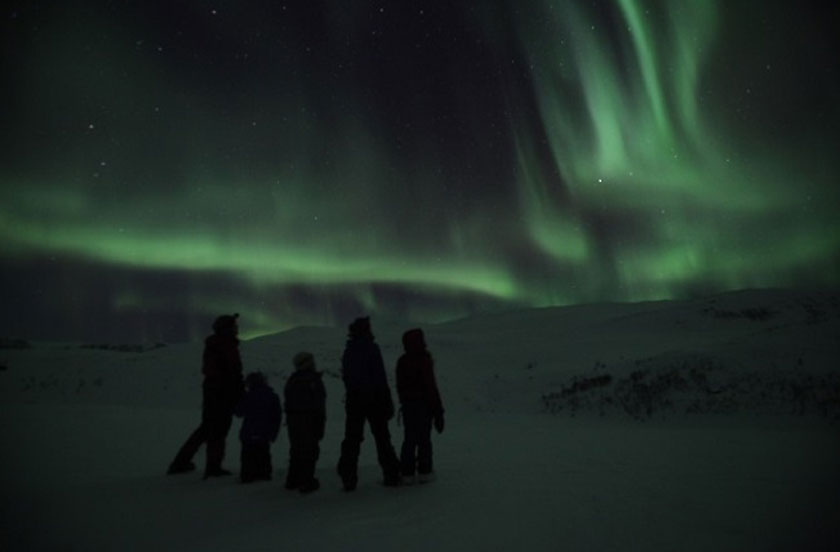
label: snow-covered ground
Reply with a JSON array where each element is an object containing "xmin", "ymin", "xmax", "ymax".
[{"xmin": 2, "ymin": 289, "xmax": 839, "ymax": 551}]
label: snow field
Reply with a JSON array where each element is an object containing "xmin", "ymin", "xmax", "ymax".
[{"xmin": 2, "ymin": 289, "xmax": 839, "ymax": 550}]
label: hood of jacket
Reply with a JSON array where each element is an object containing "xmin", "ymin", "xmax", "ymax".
[{"xmin": 402, "ymin": 328, "xmax": 426, "ymax": 354}]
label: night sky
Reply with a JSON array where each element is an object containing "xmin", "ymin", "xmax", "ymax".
[{"xmin": 2, "ymin": 1, "xmax": 838, "ymax": 342}]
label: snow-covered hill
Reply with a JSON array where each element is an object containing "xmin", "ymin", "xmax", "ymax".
[{"xmin": 1, "ymin": 289, "xmax": 839, "ymax": 550}]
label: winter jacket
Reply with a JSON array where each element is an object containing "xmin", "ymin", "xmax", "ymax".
[
  {"xmin": 235, "ymin": 382, "xmax": 282, "ymax": 444},
  {"xmin": 285, "ymin": 367, "xmax": 326, "ymax": 414},
  {"xmin": 396, "ymin": 329, "xmax": 443, "ymax": 415},
  {"xmin": 284, "ymin": 367, "xmax": 327, "ymax": 438},
  {"xmin": 201, "ymin": 333, "xmax": 245, "ymax": 409},
  {"xmin": 341, "ymin": 336, "xmax": 394, "ymax": 418}
]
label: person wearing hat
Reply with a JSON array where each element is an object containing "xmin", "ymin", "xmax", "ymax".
[
  {"xmin": 395, "ymin": 328, "xmax": 444, "ymax": 484},
  {"xmin": 235, "ymin": 371, "xmax": 282, "ymax": 483},
  {"xmin": 167, "ymin": 313, "xmax": 245, "ymax": 478},
  {"xmin": 283, "ymin": 351, "xmax": 326, "ymax": 493},
  {"xmin": 336, "ymin": 316, "xmax": 401, "ymax": 490}
]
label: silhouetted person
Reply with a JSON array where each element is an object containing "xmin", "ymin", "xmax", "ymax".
[
  {"xmin": 167, "ymin": 313, "xmax": 245, "ymax": 478},
  {"xmin": 336, "ymin": 316, "xmax": 401, "ymax": 490},
  {"xmin": 284, "ymin": 351, "xmax": 326, "ymax": 493},
  {"xmin": 396, "ymin": 328, "xmax": 444, "ymax": 483},
  {"xmin": 235, "ymin": 371, "xmax": 282, "ymax": 483}
]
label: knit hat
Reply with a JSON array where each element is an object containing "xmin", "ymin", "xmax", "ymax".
[
  {"xmin": 402, "ymin": 328, "xmax": 426, "ymax": 352},
  {"xmin": 245, "ymin": 371, "xmax": 267, "ymax": 387},
  {"xmin": 212, "ymin": 313, "xmax": 239, "ymax": 333},
  {"xmin": 348, "ymin": 316, "xmax": 372, "ymax": 338},
  {"xmin": 293, "ymin": 351, "xmax": 315, "ymax": 370}
]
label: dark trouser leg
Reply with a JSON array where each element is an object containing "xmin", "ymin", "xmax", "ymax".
[
  {"xmin": 337, "ymin": 409, "xmax": 365, "ymax": 488},
  {"xmin": 294, "ymin": 437, "xmax": 320, "ymax": 485},
  {"xmin": 242, "ymin": 442, "xmax": 271, "ymax": 482},
  {"xmin": 256, "ymin": 442, "xmax": 272, "ymax": 479},
  {"xmin": 287, "ymin": 419, "xmax": 304, "ymax": 488},
  {"xmin": 401, "ymin": 404, "xmax": 433, "ymax": 476},
  {"xmin": 286, "ymin": 456, "xmax": 301, "ymax": 489},
  {"xmin": 205, "ymin": 410, "xmax": 233, "ymax": 472},
  {"xmin": 416, "ymin": 415, "xmax": 433, "ymax": 475},
  {"xmin": 289, "ymin": 414, "xmax": 321, "ymax": 487},
  {"xmin": 170, "ymin": 424, "xmax": 207, "ymax": 467},
  {"xmin": 299, "ymin": 431, "xmax": 320, "ymax": 485},
  {"xmin": 303, "ymin": 439, "xmax": 320, "ymax": 483},
  {"xmin": 368, "ymin": 415, "xmax": 400, "ymax": 481},
  {"xmin": 240, "ymin": 442, "xmax": 256, "ymax": 481},
  {"xmin": 400, "ymin": 420, "xmax": 418, "ymax": 477}
]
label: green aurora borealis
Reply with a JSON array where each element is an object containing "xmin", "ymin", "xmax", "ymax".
[{"xmin": 1, "ymin": 1, "xmax": 838, "ymax": 341}]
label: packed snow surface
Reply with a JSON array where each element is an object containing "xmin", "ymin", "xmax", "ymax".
[{"xmin": 1, "ymin": 289, "xmax": 839, "ymax": 550}]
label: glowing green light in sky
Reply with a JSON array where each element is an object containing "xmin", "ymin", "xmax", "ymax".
[
  {"xmin": 509, "ymin": 0, "xmax": 838, "ymax": 301},
  {"xmin": 0, "ymin": 0, "xmax": 837, "ymax": 338}
]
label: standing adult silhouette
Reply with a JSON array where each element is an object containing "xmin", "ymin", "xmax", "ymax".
[
  {"xmin": 168, "ymin": 313, "xmax": 244, "ymax": 478},
  {"xmin": 396, "ymin": 328, "xmax": 444, "ymax": 483},
  {"xmin": 336, "ymin": 316, "xmax": 401, "ymax": 490}
]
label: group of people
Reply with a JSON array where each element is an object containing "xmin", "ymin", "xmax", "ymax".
[{"xmin": 166, "ymin": 314, "xmax": 445, "ymax": 493}]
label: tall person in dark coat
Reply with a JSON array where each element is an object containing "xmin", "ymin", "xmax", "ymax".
[
  {"xmin": 336, "ymin": 316, "xmax": 401, "ymax": 490},
  {"xmin": 168, "ymin": 313, "xmax": 245, "ymax": 478},
  {"xmin": 396, "ymin": 328, "xmax": 444, "ymax": 483},
  {"xmin": 284, "ymin": 351, "xmax": 326, "ymax": 494},
  {"xmin": 235, "ymin": 371, "xmax": 282, "ymax": 483}
]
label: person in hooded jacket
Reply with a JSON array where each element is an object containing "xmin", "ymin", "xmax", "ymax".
[
  {"xmin": 167, "ymin": 313, "xmax": 245, "ymax": 478},
  {"xmin": 284, "ymin": 351, "xmax": 326, "ymax": 493},
  {"xmin": 396, "ymin": 328, "xmax": 444, "ymax": 483},
  {"xmin": 235, "ymin": 371, "xmax": 282, "ymax": 483},
  {"xmin": 336, "ymin": 316, "xmax": 401, "ymax": 490}
]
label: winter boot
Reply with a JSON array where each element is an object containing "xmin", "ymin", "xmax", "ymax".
[
  {"xmin": 167, "ymin": 461, "xmax": 196, "ymax": 475},
  {"xmin": 383, "ymin": 474, "xmax": 402, "ymax": 487},
  {"xmin": 337, "ymin": 462, "xmax": 358, "ymax": 491},
  {"xmin": 299, "ymin": 478, "xmax": 321, "ymax": 494},
  {"xmin": 342, "ymin": 476, "xmax": 358, "ymax": 491},
  {"xmin": 418, "ymin": 472, "xmax": 435, "ymax": 484},
  {"xmin": 203, "ymin": 468, "xmax": 232, "ymax": 479}
]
